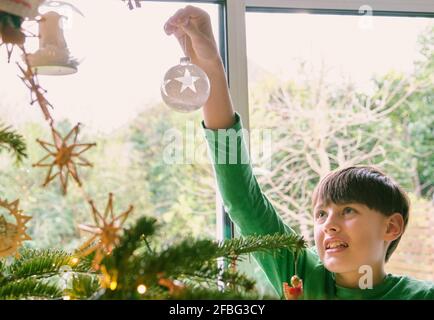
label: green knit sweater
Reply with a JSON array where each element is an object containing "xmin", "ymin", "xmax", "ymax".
[{"xmin": 203, "ymin": 112, "xmax": 434, "ymax": 300}]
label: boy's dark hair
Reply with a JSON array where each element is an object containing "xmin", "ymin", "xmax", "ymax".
[{"xmin": 312, "ymin": 166, "xmax": 410, "ymax": 262}]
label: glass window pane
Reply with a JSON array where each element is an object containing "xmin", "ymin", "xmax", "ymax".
[
  {"xmin": 0, "ymin": 0, "xmax": 220, "ymax": 250},
  {"xmin": 246, "ymin": 11, "xmax": 434, "ymax": 292}
]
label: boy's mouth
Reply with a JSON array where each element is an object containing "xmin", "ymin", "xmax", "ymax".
[{"xmin": 324, "ymin": 238, "xmax": 349, "ymax": 253}]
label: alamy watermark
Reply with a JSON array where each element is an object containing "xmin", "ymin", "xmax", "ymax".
[
  {"xmin": 162, "ymin": 120, "xmax": 273, "ymax": 170},
  {"xmin": 359, "ymin": 265, "xmax": 374, "ymax": 289}
]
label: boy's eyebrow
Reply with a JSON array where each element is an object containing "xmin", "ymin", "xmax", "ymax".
[
  {"xmin": 313, "ymin": 203, "xmax": 325, "ymax": 210},
  {"xmin": 314, "ymin": 201, "xmax": 361, "ymax": 210},
  {"xmin": 338, "ymin": 202, "xmax": 362, "ymax": 207}
]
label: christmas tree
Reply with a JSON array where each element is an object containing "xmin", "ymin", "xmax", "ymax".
[{"xmin": 0, "ymin": 216, "xmax": 306, "ymax": 300}]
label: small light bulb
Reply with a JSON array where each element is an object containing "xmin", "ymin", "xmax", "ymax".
[
  {"xmin": 137, "ymin": 284, "xmax": 147, "ymax": 294},
  {"xmin": 71, "ymin": 257, "xmax": 79, "ymax": 265},
  {"xmin": 110, "ymin": 281, "xmax": 117, "ymax": 291}
]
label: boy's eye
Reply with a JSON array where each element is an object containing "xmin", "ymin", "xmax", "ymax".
[
  {"xmin": 316, "ymin": 210, "xmax": 327, "ymax": 219},
  {"xmin": 343, "ymin": 207, "xmax": 356, "ymax": 215}
]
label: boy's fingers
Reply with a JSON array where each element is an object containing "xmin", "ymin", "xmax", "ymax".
[
  {"xmin": 169, "ymin": 5, "xmax": 209, "ymax": 27},
  {"xmin": 164, "ymin": 5, "xmax": 209, "ymax": 57},
  {"xmin": 166, "ymin": 18, "xmax": 202, "ymax": 45},
  {"xmin": 179, "ymin": 18, "xmax": 202, "ymax": 40},
  {"xmin": 173, "ymin": 5, "xmax": 207, "ymax": 22},
  {"xmin": 165, "ymin": 7, "xmax": 189, "ymax": 27},
  {"xmin": 164, "ymin": 22, "xmax": 176, "ymax": 35},
  {"xmin": 182, "ymin": 5, "xmax": 209, "ymax": 19},
  {"xmin": 164, "ymin": 14, "xmax": 192, "ymax": 36},
  {"xmin": 163, "ymin": 7, "xmax": 185, "ymax": 34}
]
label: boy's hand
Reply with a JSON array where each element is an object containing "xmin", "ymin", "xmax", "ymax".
[
  {"xmin": 164, "ymin": 5, "xmax": 221, "ymax": 69},
  {"xmin": 164, "ymin": 5, "xmax": 235, "ymax": 129}
]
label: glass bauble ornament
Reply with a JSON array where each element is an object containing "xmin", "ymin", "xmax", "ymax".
[{"xmin": 161, "ymin": 57, "xmax": 210, "ymax": 112}]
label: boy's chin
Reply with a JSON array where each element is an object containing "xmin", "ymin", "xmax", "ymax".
[{"xmin": 322, "ymin": 257, "xmax": 356, "ymax": 274}]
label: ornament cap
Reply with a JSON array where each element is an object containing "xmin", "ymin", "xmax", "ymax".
[{"xmin": 180, "ymin": 56, "xmax": 191, "ymax": 65}]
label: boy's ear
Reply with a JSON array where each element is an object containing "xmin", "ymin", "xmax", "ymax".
[{"xmin": 384, "ymin": 213, "xmax": 404, "ymax": 242}]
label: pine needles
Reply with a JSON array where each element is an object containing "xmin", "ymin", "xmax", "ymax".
[
  {"xmin": 0, "ymin": 123, "xmax": 27, "ymax": 163},
  {"xmin": 0, "ymin": 217, "xmax": 306, "ymax": 300}
]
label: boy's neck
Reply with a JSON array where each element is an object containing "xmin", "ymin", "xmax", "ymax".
[{"xmin": 335, "ymin": 265, "xmax": 387, "ymax": 289}]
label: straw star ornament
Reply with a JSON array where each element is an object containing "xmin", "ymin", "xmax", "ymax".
[
  {"xmin": 77, "ymin": 193, "xmax": 134, "ymax": 270},
  {"xmin": 0, "ymin": 198, "xmax": 32, "ymax": 258},
  {"xmin": 33, "ymin": 123, "xmax": 96, "ymax": 194}
]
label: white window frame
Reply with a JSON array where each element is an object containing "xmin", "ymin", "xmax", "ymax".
[{"xmin": 245, "ymin": 0, "xmax": 434, "ymax": 12}]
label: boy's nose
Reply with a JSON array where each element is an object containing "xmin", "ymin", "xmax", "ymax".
[
  {"xmin": 323, "ymin": 214, "xmax": 341, "ymax": 234},
  {"xmin": 325, "ymin": 224, "xmax": 339, "ymax": 234}
]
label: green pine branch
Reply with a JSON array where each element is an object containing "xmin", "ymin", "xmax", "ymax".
[
  {"xmin": 65, "ymin": 274, "xmax": 101, "ymax": 300},
  {"xmin": 0, "ymin": 12, "xmax": 23, "ymax": 29},
  {"xmin": 0, "ymin": 217, "xmax": 306, "ymax": 300},
  {"xmin": 0, "ymin": 249, "xmax": 98, "ymax": 300},
  {"xmin": 177, "ymin": 264, "xmax": 256, "ymax": 292},
  {"xmin": 0, "ymin": 278, "xmax": 62, "ymax": 300},
  {"xmin": 100, "ymin": 216, "xmax": 158, "ymax": 273},
  {"xmin": 0, "ymin": 123, "xmax": 27, "ymax": 163},
  {"xmin": 100, "ymin": 216, "xmax": 306, "ymax": 299},
  {"xmin": 3, "ymin": 249, "xmax": 92, "ymax": 282},
  {"xmin": 218, "ymin": 233, "xmax": 307, "ymax": 258},
  {"xmin": 134, "ymin": 233, "xmax": 306, "ymax": 278}
]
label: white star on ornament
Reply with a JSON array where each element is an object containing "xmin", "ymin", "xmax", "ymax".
[{"xmin": 174, "ymin": 69, "xmax": 200, "ymax": 93}]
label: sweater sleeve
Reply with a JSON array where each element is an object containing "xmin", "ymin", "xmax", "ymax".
[{"xmin": 202, "ymin": 112, "xmax": 323, "ymax": 297}]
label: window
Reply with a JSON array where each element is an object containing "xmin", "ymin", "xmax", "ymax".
[
  {"xmin": 0, "ymin": 0, "xmax": 221, "ymax": 249},
  {"xmin": 246, "ymin": 9, "xmax": 433, "ymax": 287}
]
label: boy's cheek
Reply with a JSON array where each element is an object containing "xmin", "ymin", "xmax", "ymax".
[{"xmin": 313, "ymin": 230, "xmax": 325, "ymax": 258}]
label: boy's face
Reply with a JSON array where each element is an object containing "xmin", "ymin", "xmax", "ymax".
[{"xmin": 313, "ymin": 202, "xmax": 389, "ymax": 274}]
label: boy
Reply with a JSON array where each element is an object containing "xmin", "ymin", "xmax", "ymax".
[{"xmin": 164, "ymin": 5, "xmax": 434, "ymax": 299}]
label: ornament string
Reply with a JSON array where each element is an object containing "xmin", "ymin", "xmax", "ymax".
[{"xmin": 183, "ymin": 34, "xmax": 188, "ymax": 58}]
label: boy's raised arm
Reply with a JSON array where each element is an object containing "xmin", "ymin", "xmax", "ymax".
[{"xmin": 164, "ymin": 7, "xmax": 304, "ymax": 298}]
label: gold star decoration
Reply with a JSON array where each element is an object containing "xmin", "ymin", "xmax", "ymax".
[
  {"xmin": 77, "ymin": 193, "xmax": 133, "ymax": 270},
  {"xmin": 33, "ymin": 123, "xmax": 96, "ymax": 195},
  {"xmin": 0, "ymin": 198, "xmax": 32, "ymax": 258}
]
